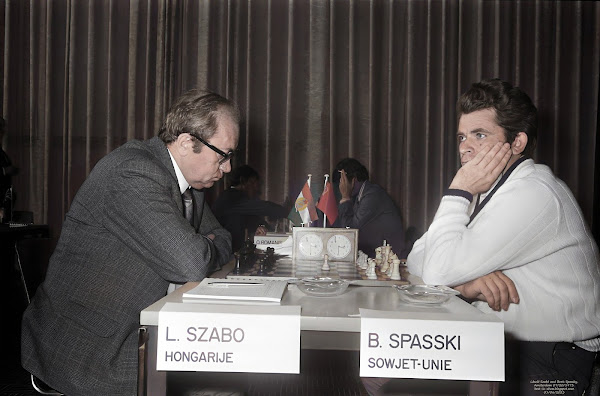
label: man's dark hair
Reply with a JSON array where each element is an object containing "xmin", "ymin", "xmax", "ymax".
[
  {"xmin": 158, "ymin": 89, "xmax": 240, "ymax": 153},
  {"xmin": 457, "ymin": 78, "xmax": 538, "ymax": 157},
  {"xmin": 229, "ymin": 165, "xmax": 259, "ymax": 187},
  {"xmin": 334, "ymin": 158, "xmax": 369, "ymax": 183}
]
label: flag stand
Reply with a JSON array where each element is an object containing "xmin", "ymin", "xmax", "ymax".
[{"xmin": 322, "ymin": 174, "xmax": 330, "ymax": 228}]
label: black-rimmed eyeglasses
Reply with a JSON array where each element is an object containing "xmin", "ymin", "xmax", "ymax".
[{"xmin": 189, "ymin": 133, "xmax": 235, "ymax": 165}]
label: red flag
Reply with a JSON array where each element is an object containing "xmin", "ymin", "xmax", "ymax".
[
  {"xmin": 289, "ymin": 180, "xmax": 318, "ymax": 225},
  {"xmin": 301, "ymin": 182, "xmax": 319, "ymax": 222},
  {"xmin": 317, "ymin": 180, "xmax": 338, "ymax": 225}
]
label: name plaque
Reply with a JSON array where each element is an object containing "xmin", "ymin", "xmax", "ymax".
[
  {"xmin": 359, "ymin": 309, "xmax": 504, "ymax": 381},
  {"xmin": 254, "ymin": 233, "xmax": 290, "ymax": 246},
  {"xmin": 157, "ymin": 303, "xmax": 301, "ymax": 373}
]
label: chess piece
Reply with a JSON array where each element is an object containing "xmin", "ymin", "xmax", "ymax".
[
  {"xmin": 386, "ymin": 259, "xmax": 394, "ymax": 276},
  {"xmin": 322, "ymin": 254, "xmax": 330, "ymax": 271},
  {"xmin": 383, "ymin": 244, "xmax": 392, "ymax": 263},
  {"xmin": 380, "ymin": 255, "xmax": 390, "ymax": 273},
  {"xmin": 232, "ymin": 252, "xmax": 242, "ymax": 275},
  {"xmin": 390, "ymin": 258, "xmax": 401, "ymax": 280},
  {"xmin": 240, "ymin": 238, "xmax": 255, "ymax": 255},
  {"xmin": 266, "ymin": 247, "xmax": 276, "ymax": 267},
  {"xmin": 366, "ymin": 258, "xmax": 377, "ymax": 279},
  {"xmin": 361, "ymin": 254, "xmax": 368, "ymax": 269},
  {"xmin": 357, "ymin": 250, "xmax": 367, "ymax": 270},
  {"xmin": 257, "ymin": 256, "xmax": 267, "ymax": 275},
  {"xmin": 375, "ymin": 247, "xmax": 383, "ymax": 267}
]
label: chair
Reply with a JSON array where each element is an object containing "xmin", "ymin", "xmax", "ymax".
[
  {"xmin": 31, "ymin": 376, "xmax": 63, "ymax": 395},
  {"xmin": 586, "ymin": 354, "xmax": 600, "ymax": 396}
]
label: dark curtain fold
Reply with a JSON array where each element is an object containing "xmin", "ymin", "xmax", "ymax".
[{"xmin": 1, "ymin": 0, "xmax": 598, "ymax": 246}]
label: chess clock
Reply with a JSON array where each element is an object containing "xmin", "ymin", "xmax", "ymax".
[{"xmin": 292, "ymin": 227, "xmax": 359, "ymax": 262}]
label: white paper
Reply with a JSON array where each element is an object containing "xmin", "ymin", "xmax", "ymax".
[
  {"xmin": 182, "ymin": 278, "xmax": 288, "ymax": 303},
  {"xmin": 157, "ymin": 303, "xmax": 301, "ymax": 373},
  {"xmin": 255, "ymin": 235, "xmax": 293, "ymax": 256},
  {"xmin": 359, "ymin": 309, "xmax": 504, "ymax": 381}
]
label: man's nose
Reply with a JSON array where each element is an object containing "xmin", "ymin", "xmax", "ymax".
[
  {"xmin": 219, "ymin": 159, "xmax": 232, "ymax": 173},
  {"xmin": 459, "ymin": 138, "xmax": 473, "ymax": 155}
]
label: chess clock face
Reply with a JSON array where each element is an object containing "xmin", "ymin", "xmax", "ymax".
[
  {"xmin": 298, "ymin": 233, "xmax": 323, "ymax": 258},
  {"xmin": 293, "ymin": 227, "xmax": 358, "ymax": 262},
  {"xmin": 326, "ymin": 234, "xmax": 352, "ymax": 259}
]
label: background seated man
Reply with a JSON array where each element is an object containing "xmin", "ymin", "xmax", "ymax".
[
  {"xmin": 0, "ymin": 116, "xmax": 19, "ymax": 223},
  {"xmin": 21, "ymin": 90, "xmax": 238, "ymax": 396},
  {"xmin": 333, "ymin": 158, "xmax": 405, "ymax": 258},
  {"xmin": 407, "ymin": 79, "xmax": 600, "ymax": 395},
  {"xmin": 212, "ymin": 164, "xmax": 288, "ymax": 252}
]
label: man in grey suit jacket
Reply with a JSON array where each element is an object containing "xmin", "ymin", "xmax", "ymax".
[
  {"xmin": 333, "ymin": 158, "xmax": 406, "ymax": 258},
  {"xmin": 21, "ymin": 90, "xmax": 239, "ymax": 395}
]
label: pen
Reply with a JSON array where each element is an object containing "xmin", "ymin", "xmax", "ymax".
[{"xmin": 207, "ymin": 282, "xmax": 264, "ymax": 286}]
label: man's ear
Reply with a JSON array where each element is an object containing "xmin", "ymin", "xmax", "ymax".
[
  {"xmin": 175, "ymin": 133, "xmax": 194, "ymax": 156},
  {"xmin": 511, "ymin": 132, "xmax": 528, "ymax": 155}
]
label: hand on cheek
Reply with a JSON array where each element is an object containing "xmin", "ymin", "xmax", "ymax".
[{"xmin": 449, "ymin": 142, "xmax": 512, "ymax": 195}]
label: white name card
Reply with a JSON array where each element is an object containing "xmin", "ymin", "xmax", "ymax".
[
  {"xmin": 359, "ymin": 309, "xmax": 504, "ymax": 381},
  {"xmin": 157, "ymin": 303, "xmax": 301, "ymax": 373},
  {"xmin": 254, "ymin": 234, "xmax": 290, "ymax": 245}
]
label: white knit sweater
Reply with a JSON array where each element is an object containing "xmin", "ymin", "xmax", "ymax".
[{"xmin": 407, "ymin": 159, "xmax": 600, "ymax": 351}]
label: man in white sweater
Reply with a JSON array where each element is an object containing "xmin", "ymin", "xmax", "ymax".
[{"xmin": 407, "ymin": 79, "xmax": 599, "ymax": 395}]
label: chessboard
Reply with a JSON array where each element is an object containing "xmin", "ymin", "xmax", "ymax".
[{"xmin": 227, "ymin": 255, "xmax": 409, "ymax": 285}]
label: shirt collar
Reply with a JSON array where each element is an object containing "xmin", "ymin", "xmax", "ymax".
[{"xmin": 167, "ymin": 148, "xmax": 190, "ymax": 194}]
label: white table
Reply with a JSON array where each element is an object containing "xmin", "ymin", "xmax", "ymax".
[{"xmin": 138, "ymin": 278, "xmax": 502, "ymax": 396}]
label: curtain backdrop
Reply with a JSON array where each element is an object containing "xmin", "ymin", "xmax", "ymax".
[{"xmin": 2, "ymin": 0, "xmax": 599, "ymax": 247}]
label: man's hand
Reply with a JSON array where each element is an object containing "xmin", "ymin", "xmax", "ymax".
[
  {"xmin": 338, "ymin": 170, "xmax": 353, "ymax": 202},
  {"xmin": 254, "ymin": 226, "xmax": 267, "ymax": 236},
  {"xmin": 449, "ymin": 142, "xmax": 512, "ymax": 195},
  {"xmin": 454, "ymin": 271, "xmax": 519, "ymax": 311}
]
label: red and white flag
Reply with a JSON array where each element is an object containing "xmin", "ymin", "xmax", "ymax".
[
  {"xmin": 317, "ymin": 175, "xmax": 338, "ymax": 226},
  {"xmin": 288, "ymin": 175, "xmax": 318, "ymax": 225}
]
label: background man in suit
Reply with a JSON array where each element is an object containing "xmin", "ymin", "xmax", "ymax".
[
  {"xmin": 0, "ymin": 116, "xmax": 19, "ymax": 223},
  {"xmin": 21, "ymin": 90, "xmax": 239, "ymax": 395},
  {"xmin": 212, "ymin": 164, "xmax": 288, "ymax": 252},
  {"xmin": 333, "ymin": 158, "xmax": 406, "ymax": 258}
]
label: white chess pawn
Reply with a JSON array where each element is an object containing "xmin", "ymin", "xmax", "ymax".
[
  {"xmin": 357, "ymin": 251, "xmax": 367, "ymax": 269},
  {"xmin": 322, "ymin": 254, "xmax": 330, "ymax": 271},
  {"xmin": 366, "ymin": 259, "xmax": 377, "ymax": 279},
  {"xmin": 359, "ymin": 255, "xmax": 367, "ymax": 270},
  {"xmin": 391, "ymin": 258, "xmax": 401, "ymax": 280}
]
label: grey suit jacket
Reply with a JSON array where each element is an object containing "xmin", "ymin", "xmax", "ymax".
[
  {"xmin": 334, "ymin": 180, "xmax": 405, "ymax": 258},
  {"xmin": 21, "ymin": 137, "xmax": 232, "ymax": 396}
]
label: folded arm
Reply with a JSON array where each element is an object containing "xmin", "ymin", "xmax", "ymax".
[{"xmin": 103, "ymin": 160, "xmax": 227, "ymax": 283}]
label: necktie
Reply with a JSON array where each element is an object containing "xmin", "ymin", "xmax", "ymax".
[
  {"xmin": 169, "ymin": 189, "xmax": 195, "ymax": 294},
  {"xmin": 182, "ymin": 189, "xmax": 194, "ymax": 226}
]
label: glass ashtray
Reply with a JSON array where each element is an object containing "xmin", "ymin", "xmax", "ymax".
[
  {"xmin": 296, "ymin": 277, "xmax": 349, "ymax": 297},
  {"xmin": 394, "ymin": 284, "xmax": 460, "ymax": 305}
]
